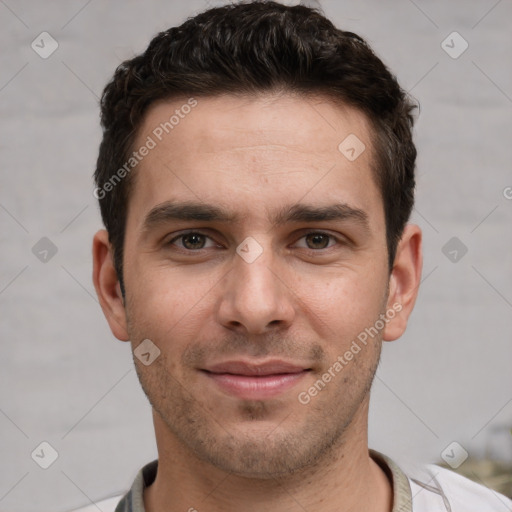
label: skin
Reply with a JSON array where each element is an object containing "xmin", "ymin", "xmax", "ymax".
[{"xmin": 93, "ymin": 92, "xmax": 422, "ymax": 512}]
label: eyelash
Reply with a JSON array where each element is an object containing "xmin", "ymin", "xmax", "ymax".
[{"xmin": 166, "ymin": 230, "xmax": 342, "ymax": 254}]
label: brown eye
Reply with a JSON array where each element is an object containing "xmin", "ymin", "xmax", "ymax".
[
  {"xmin": 168, "ymin": 231, "xmax": 217, "ymax": 251},
  {"xmin": 181, "ymin": 233, "xmax": 206, "ymax": 250},
  {"xmin": 304, "ymin": 232, "xmax": 332, "ymax": 250}
]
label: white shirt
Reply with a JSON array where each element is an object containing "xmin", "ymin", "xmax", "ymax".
[{"xmin": 70, "ymin": 450, "xmax": 512, "ymax": 511}]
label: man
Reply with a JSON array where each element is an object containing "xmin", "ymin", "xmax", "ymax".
[{"xmin": 87, "ymin": 1, "xmax": 512, "ymax": 511}]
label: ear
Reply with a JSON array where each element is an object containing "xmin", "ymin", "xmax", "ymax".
[
  {"xmin": 383, "ymin": 224, "xmax": 422, "ymax": 342},
  {"xmin": 92, "ymin": 229, "xmax": 130, "ymax": 341}
]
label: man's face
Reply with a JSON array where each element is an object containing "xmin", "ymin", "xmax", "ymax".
[{"xmin": 121, "ymin": 93, "xmax": 391, "ymax": 477}]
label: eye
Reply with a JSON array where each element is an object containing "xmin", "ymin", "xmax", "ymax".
[
  {"xmin": 167, "ymin": 231, "xmax": 219, "ymax": 251},
  {"xmin": 166, "ymin": 230, "xmax": 342, "ymax": 253},
  {"xmin": 294, "ymin": 232, "xmax": 339, "ymax": 250}
]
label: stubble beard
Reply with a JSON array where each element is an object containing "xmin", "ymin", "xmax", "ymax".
[{"xmin": 132, "ymin": 334, "xmax": 382, "ymax": 480}]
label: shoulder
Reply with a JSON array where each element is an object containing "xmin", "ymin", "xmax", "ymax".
[
  {"xmin": 66, "ymin": 459, "xmax": 157, "ymax": 512},
  {"xmin": 409, "ymin": 463, "xmax": 512, "ymax": 512}
]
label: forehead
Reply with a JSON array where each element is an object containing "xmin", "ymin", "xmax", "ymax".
[
  {"xmin": 127, "ymin": 93, "xmax": 382, "ymax": 229},
  {"xmin": 137, "ymin": 92, "xmax": 372, "ymax": 160}
]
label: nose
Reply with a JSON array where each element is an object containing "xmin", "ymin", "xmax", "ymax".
[{"xmin": 215, "ymin": 241, "xmax": 296, "ymax": 334}]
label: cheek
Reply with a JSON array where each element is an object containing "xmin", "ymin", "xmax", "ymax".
[
  {"xmin": 296, "ymin": 269, "xmax": 387, "ymax": 328},
  {"xmin": 126, "ymin": 266, "xmax": 217, "ymax": 341}
]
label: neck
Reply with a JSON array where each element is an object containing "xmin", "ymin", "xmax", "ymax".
[{"xmin": 144, "ymin": 400, "xmax": 392, "ymax": 512}]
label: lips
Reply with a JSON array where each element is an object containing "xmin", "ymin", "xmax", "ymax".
[
  {"xmin": 205, "ymin": 360, "xmax": 307, "ymax": 376},
  {"xmin": 201, "ymin": 360, "xmax": 311, "ymax": 399}
]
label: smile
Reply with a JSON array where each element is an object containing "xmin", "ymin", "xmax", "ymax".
[{"xmin": 201, "ymin": 360, "xmax": 311, "ymax": 400}]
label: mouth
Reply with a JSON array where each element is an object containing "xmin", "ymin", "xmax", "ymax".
[{"xmin": 201, "ymin": 360, "xmax": 312, "ymax": 400}]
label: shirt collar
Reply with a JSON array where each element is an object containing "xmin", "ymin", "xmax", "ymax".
[
  {"xmin": 115, "ymin": 450, "xmax": 413, "ymax": 512},
  {"xmin": 370, "ymin": 449, "xmax": 413, "ymax": 512}
]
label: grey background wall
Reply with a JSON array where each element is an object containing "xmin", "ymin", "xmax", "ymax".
[{"xmin": 0, "ymin": 0, "xmax": 511, "ymax": 510}]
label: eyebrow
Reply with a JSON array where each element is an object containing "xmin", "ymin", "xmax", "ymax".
[
  {"xmin": 142, "ymin": 200, "xmax": 370, "ymax": 233},
  {"xmin": 272, "ymin": 202, "xmax": 369, "ymax": 229}
]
